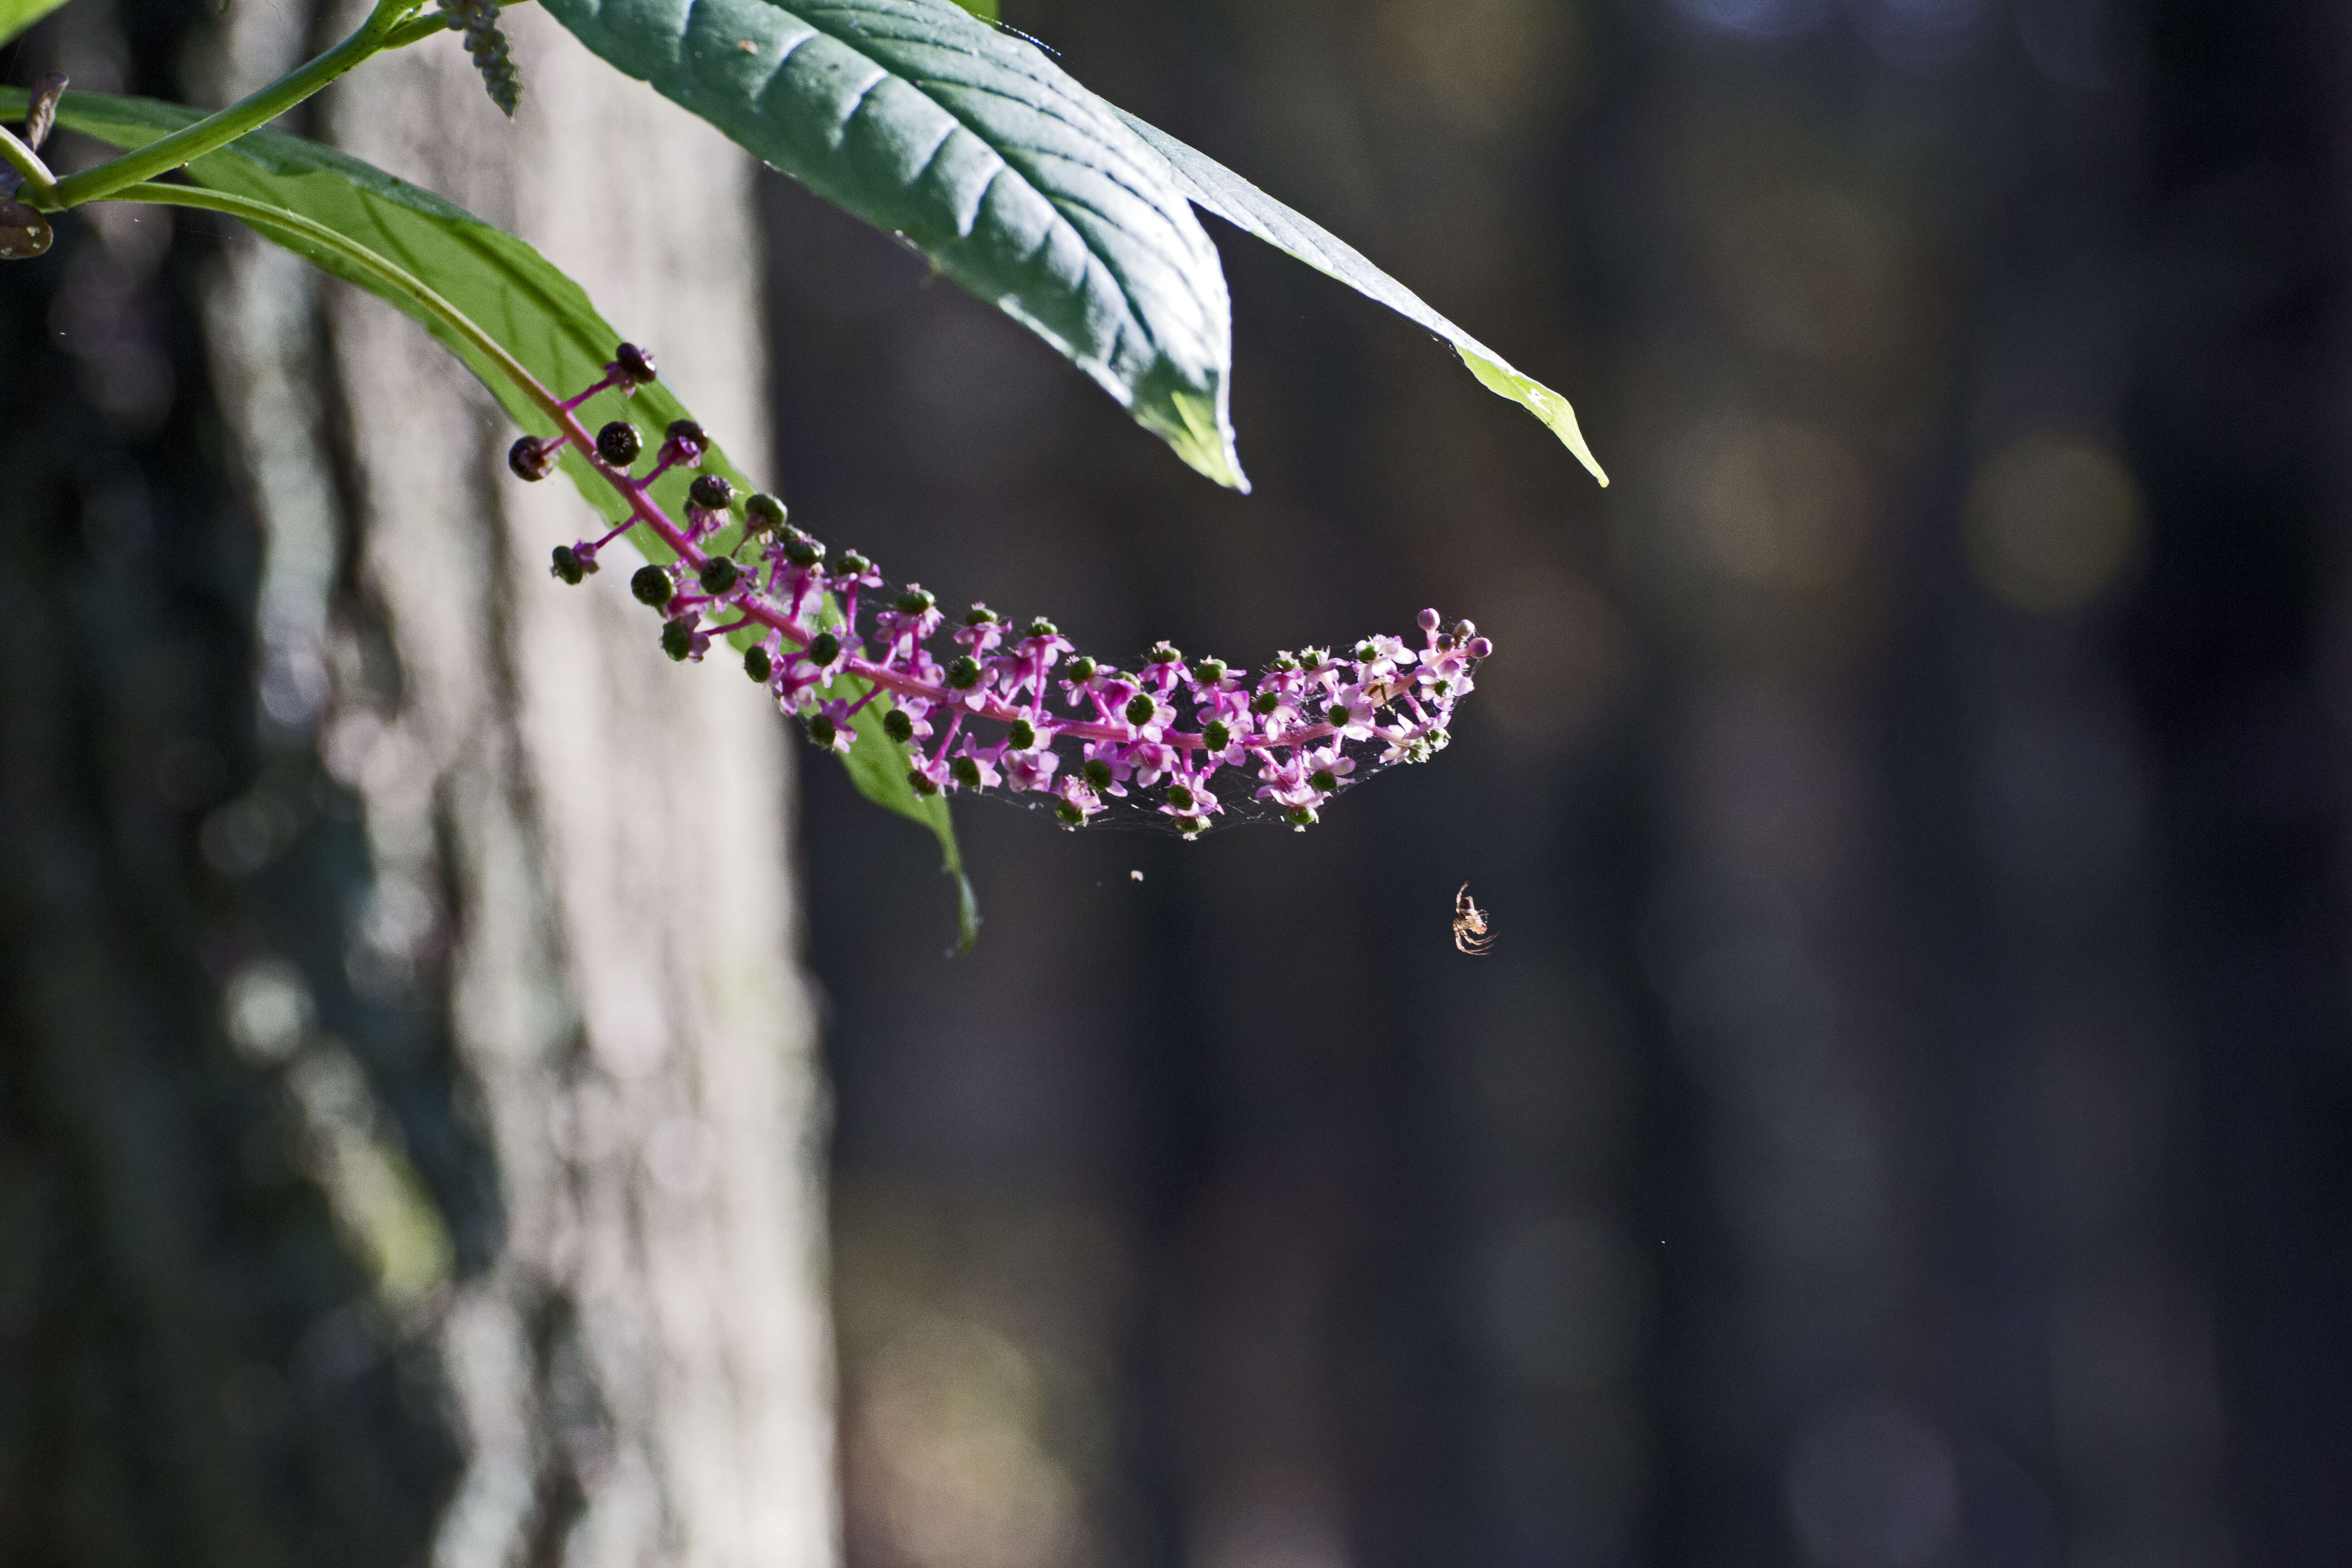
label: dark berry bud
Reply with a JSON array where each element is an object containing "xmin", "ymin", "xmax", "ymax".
[
  {"xmin": 690, "ymin": 473, "xmax": 735, "ymax": 510},
  {"xmin": 745, "ymin": 492, "xmax": 788, "ymax": 532},
  {"xmin": 1006, "ymin": 718, "xmax": 1037, "ymax": 750},
  {"xmin": 951, "ymin": 756, "xmax": 983, "ymax": 788},
  {"xmin": 910, "ymin": 769, "xmax": 941, "ymax": 797},
  {"xmin": 631, "ymin": 565, "xmax": 674, "ymax": 608},
  {"xmin": 946, "ymin": 656, "xmax": 983, "ymax": 690},
  {"xmin": 551, "ymin": 545, "xmax": 586, "ymax": 585},
  {"xmin": 1147, "ymin": 643, "xmax": 1181, "ymax": 666},
  {"xmin": 508, "ymin": 435, "xmax": 560, "ymax": 481},
  {"xmin": 1252, "ymin": 691, "xmax": 1282, "ymax": 715},
  {"xmin": 883, "ymin": 708, "xmax": 916, "ymax": 744},
  {"xmin": 597, "ymin": 420, "xmax": 642, "ymax": 466},
  {"xmin": 1081, "ymin": 759, "xmax": 1114, "ymax": 792},
  {"xmin": 1203, "ymin": 720, "xmax": 1232, "ymax": 750},
  {"xmin": 613, "ymin": 342, "xmax": 659, "ymax": 385},
  {"xmin": 1309, "ymin": 769, "xmax": 1338, "ymax": 793},
  {"xmin": 1166, "ymin": 783, "xmax": 1195, "ymax": 810},
  {"xmin": 963, "ymin": 603, "xmax": 999, "ymax": 627},
  {"xmin": 1024, "ymin": 617, "xmax": 1057, "ymax": 639},
  {"xmin": 779, "ymin": 529, "xmax": 824, "ymax": 568},
  {"xmin": 807, "ymin": 714, "xmax": 838, "ymax": 748},
  {"xmin": 1055, "ymin": 799, "xmax": 1086, "ymax": 826},
  {"xmin": 1124, "ymin": 693, "xmax": 1157, "ymax": 726},
  {"xmin": 897, "ymin": 585, "xmax": 938, "ymax": 614},
  {"xmin": 660, "ymin": 619, "xmax": 694, "ymax": 661},
  {"xmin": 745, "ymin": 646, "xmax": 773, "ymax": 682},
  {"xmin": 1066, "ymin": 655, "xmax": 1098, "ymax": 682},
  {"xmin": 1195, "ymin": 658, "xmax": 1226, "ymax": 683},
  {"xmin": 808, "ymin": 632, "xmax": 842, "ymax": 666},
  {"xmin": 698, "ymin": 556, "xmax": 742, "ymax": 594}
]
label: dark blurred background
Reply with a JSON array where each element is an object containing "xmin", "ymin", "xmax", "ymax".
[
  {"xmin": 6, "ymin": 0, "xmax": 2350, "ymax": 1564},
  {"xmin": 776, "ymin": 1, "xmax": 2352, "ymax": 1566}
]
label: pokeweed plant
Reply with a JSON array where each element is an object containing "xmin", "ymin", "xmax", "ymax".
[{"xmin": 0, "ymin": 0, "xmax": 1607, "ymax": 952}]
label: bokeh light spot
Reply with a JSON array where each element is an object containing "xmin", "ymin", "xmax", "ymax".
[{"xmin": 1965, "ymin": 435, "xmax": 2141, "ymax": 613}]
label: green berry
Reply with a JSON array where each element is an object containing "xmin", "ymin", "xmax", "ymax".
[
  {"xmin": 883, "ymin": 709, "xmax": 915, "ymax": 744},
  {"xmin": 1081, "ymin": 759, "xmax": 1113, "ymax": 792},
  {"xmin": 947, "ymin": 656, "xmax": 982, "ymax": 690},
  {"xmin": 1007, "ymin": 718, "xmax": 1037, "ymax": 750},
  {"xmin": 745, "ymin": 646, "xmax": 773, "ymax": 682},
  {"xmin": 596, "ymin": 421, "xmax": 641, "ymax": 467},
  {"xmin": 910, "ymin": 769, "xmax": 941, "ymax": 797},
  {"xmin": 1066, "ymin": 655, "xmax": 1097, "ymax": 682},
  {"xmin": 1125, "ymin": 693, "xmax": 1156, "ymax": 726},
  {"xmin": 951, "ymin": 756, "xmax": 982, "ymax": 788},
  {"xmin": 550, "ymin": 545, "xmax": 586, "ymax": 585},
  {"xmin": 508, "ymin": 435, "xmax": 559, "ymax": 481},
  {"xmin": 808, "ymin": 714, "xmax": 838, "ymax": 748},
  {"xmin": 1252, "ymin": 691, "xmax": 1281, "ymax": 715},
  {"xmin": 1054, "ymin": 799, "xmax": 1085, "ymax": 826},
  {"xmin": 1203, "ymin": 720, "xmax": 1231, "ymax": 750},
  {"xmin": 745, "ymin": 492, "xmax": 788, "ymax": 532},
  {"xmin": 698, "ymin": 557, "xmax": 742, "ymax": 594},
  {"xmin": 1166, "ymin": 784, "xmax": 1194, "ymax": 810},
  {"xmin": 613, "ymin": 343, "xmax": 658, "ymax": 385},
  {"xmin": 660, "ymin": 619, "xmax": 693, "ymax": 661},
  {"xmin": 808, "ymin": 632, "xmax": 841, "ymax": 666},
  {"xmin": 690, "ymin": 474, "xmax": 735, "ymax": 511},
  {"xmin": 632, "ymin": 566, "xmax": 674, "ymax": 609}
]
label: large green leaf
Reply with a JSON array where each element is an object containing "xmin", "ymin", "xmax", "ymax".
[
  {"xmin": 532, "ymin": 0, "xmax": 1246, "ymax": 490},
  {"xmin": 0, "ymin": 0, "xmax": 72, "ymax": 48},
  {"xmin": 1112, "ymin": 109, "xmax": 1609, "ymax": 487},
  {"xmin": 3, "ymin": 85, "xmax": 975, "ymax": 945}
]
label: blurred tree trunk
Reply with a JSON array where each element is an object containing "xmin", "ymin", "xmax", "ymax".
[{"xmin": 3, "ymin": 0, "xmax": 836, "ymax": 1562}]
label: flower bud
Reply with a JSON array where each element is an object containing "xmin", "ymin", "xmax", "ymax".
[
  {"xmin": 613, "ymin": 342, "xmax": 659, "ymax": 386},
  {"xmin": 698, "ymin": 556, "xmax": 742, "ymax": 594},
  {"xmin": 946, "ymin": 656, "xmax": 983, "ymax": 690},
  {"xmin": 1452, "ymin": 620, "xmax": 1477, "ymax": 641},
  {"xmin": 660, "ymin": 619, "xmax": 694, "ymax": 661},
  {"xmin": 1466, "ymin": 637, "xmax": 1493, "ymax": 659},
  {"xmin": 1007, "ymin": 718, "xmax": 1037, "ymax": 750},
  {"xmin": 550, "ymin": 545, "xmax": 587, "ymax": 585},
  {"xmin": 1203, "ymin": 720, "xmax": 1232, "ymax": 751},
  {"xmin": 745, "ymin": 645, "xmax": 773, "ymax": 682},
  {"xmin": 1418, "ymin": 608, "xmax": 1441, "ymax": 633},
  {"xmin": 690, "ymin": 473, "xmax": 735, "ymax": 511},
  {"xmin": 507, "ymin": 435, "xmax": 560, "ymax": 481},
  {"xmin": 1124, "ymin": 693, "xmax": 1156, "ymax": 726},
  {"xmin": 596, "ymin": 420, "xmax": 642, "ymax": 466},
  {"xmin": 745, "ymin": 492, "xmax": 788, "ymax": 532},
  {"xmin": 883, "ymin": 708, "xmax": 916, "ymax": 744},
  {"xmin": 631, "ymin": 565, "xmax": 674, "ymax": 608}
]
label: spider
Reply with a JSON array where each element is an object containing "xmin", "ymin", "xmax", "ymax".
[{"xmin": 1453, "ymin": 882, "xmax": 1496, "ymax": 955}]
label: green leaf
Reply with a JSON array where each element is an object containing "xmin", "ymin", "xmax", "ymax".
[
  {"xmin": 1111, "ymin": 108, "xmax": 1609, "ymax": 488},
  {"xmin": 0, "ymin": 0, "xmax": 72, "ymax": 48},
  {"xmin": 945, "ymin": 0, "xmax": 994, "ymax": 20},
  {"xmin": 532, "ymin": 0, "xmax": 1246, "ymax": 489},
  {"xmin": 3, "ymin": 85, "xmax": 978, "ymax": 941}
]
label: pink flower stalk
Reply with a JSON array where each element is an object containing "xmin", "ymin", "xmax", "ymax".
[{"xmin": 520, "ymin": 346, "xmax": 1491, "ymax": 837}]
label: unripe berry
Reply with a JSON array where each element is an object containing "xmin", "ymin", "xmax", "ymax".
[
  {"xmin": 946, "ymin": 656, "xmax": 982, "ymax": 690},
  {"xmin": 898, "ymin": 586, "xmax": 938, "ymax": 614},
  {"xmin": 1054, "ymin": 799, "xmax": 1085, "ymax": 826},
  {"xmin": 1024, "ymin": 617, "xmax": 1058, "ymax": 639},
  {"xmin": 660, "ymin": 619, "xmax": 693, "ymax": 661},
  {"xmin": 745, "ymin": 646, "xmax": 773, "ymax": 682},
  {"xmin": 1252, "ymin": 691, "xmax": 1281, "ymax": 715},
  {"xmin": 1195, "ymin": 658, "xmax": 1227, "ymax": 683},
  {"xmin": 832, "ymin": 550, "xmax": 873, "ymax": 579},
  {"xmin": 1166, "ymin": 783, "xmax": 1195, "ymax": 810},
  {"xmin": 631, "ymin": 565, "xmax": 674, "ymax": 609},
  {"xmin": 1284, "ymin": 804, "xmax": 1318, "ymax": 829},
  {"xmin": 613, "ymin": 342, "xmax": 659, "ymax": 385},
  {"xmin": 1203, "ymin": 720, "xmax": 1232, "ymax": 750},
  {"xmin": 963, "ymin": 604, "xmax": 999, "ymax": 627},
  {"xmin": 779, "ymin": 530, "xmax": 824, "ymax": 568},
  {"xmin": 1309, "ymin": 768, "xmax": 1338, "ymax": 793},
  {"xmin": 1066, "ymin": 655, "xmax": 1097, "ymax": 682},
  {"xmin": 950, "ymin": 755, "xmax": 982, "ymax": 788},
  {"xmin": 690, "ymin": 473, "xmax": 735, "ymax": 511},
  {"xmin": 883, "ymin": 708, "xmax": 916, "ymax": 744},
  {"xmin": 1006, "ymin": 718, "xmax": 1037, "ymax": 750},
  {"xmin": 1124, "ymin": 693, "xmax": 1156, "ymax": 726},
  {"xmin": 596, "ymin": 420, "xmax": 642, "ymax": 466},
  {"xmin": 808, "ymin": 632, "xmax": 842, "ymax": 666},
  {"xmin": 1081, "ymin": 759, "xmax": 1114, "ymax": 792},
  {"xmin": 508, "ymin": 435, "xmax": 559, "ymax": 481},
  {"xmin": 1147, "ymin": 643, "xmax": 1181, "ymax": 666},
  {"xmin": 698, "ymin": 557, "xmax": 742, "ymax": 594},
  {"xmin": 745, "ymin": 492, "xmax": 788, "ymax": 532},
  {"xmin": 910, "ymin": 769, "xmax": 941, "ymax": 797},
  {"xmin": 550, "ymin": 545, "xmax": 586, "ymax": 585}
]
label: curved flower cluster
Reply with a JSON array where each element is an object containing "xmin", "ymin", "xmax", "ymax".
[{"xmin": 512, "ymin": 346, "xmax": 1491, "ymax": 836}]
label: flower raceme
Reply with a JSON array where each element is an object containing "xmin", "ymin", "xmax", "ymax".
[{"xmin": 512, "ymin": 345, "xmax": 1492, "ymax": 836}]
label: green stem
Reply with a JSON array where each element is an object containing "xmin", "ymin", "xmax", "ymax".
[
  {"xmin": 40, "ymin": 0, "xmax": 424, "ymax": 211},
  {"xmin": 0, "ymin": 123, "xmax": 57, "ymax": 201},
  {"xmin": 103, "ymin": 180, "xmax": 568, "ymax": 428}
]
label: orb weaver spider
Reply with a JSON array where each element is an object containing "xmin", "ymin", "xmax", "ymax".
[{"xmin": 1453, "ymin": 883, "xmax": 1495, "ymax": 955}]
